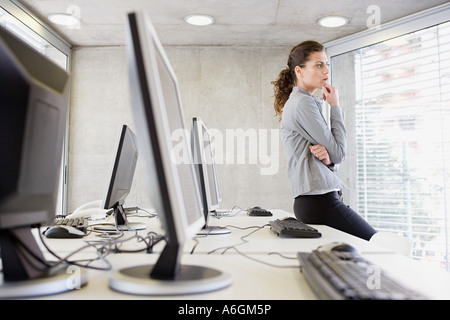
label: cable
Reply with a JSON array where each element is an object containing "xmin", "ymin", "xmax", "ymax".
[
  {"xmin": 38, "ymin": 224, "xmax": 165, "ymax": 271},
  {"xmin": 36, "ymin": 208, "xmax": 164, "ymax": 272},
  {"xmin": 230, "ymin": 247, "xmax": 299, "ymax": 269},
  {"xmin": 268, "ymin": 252, "xmax": 298, "ymax": 260},
  {"xmin": 124, "ymin": 207, "xmax": 158, "ymax": 218},
  {"xmin": 204, "ymin": 223, "xmax": 299, "ymax": 268},
  {"xmin": 83, "ymin": 230, "xmax": 165, "ymax": 255},
  {"xmin": 211, "ymin": 205, "xmax": 247, "ymax": 218},
  {"xmin": 38, "ymin": 227, "xmax": 113, "ymax": 271},
  {"xmin": 189, "ymin": 227, "xmax": 220, "ymax": 254},
  {"xmin": 206, "ymin": 223, "xmax": 270, "ymax": 255},
  {"xmin": 2, "ymin": 228, "xmax": 55, "ymax": 273}
]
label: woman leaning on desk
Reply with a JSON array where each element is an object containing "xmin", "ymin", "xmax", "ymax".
[{"xmin": 272, "ymin": 40, "xmax": 376, "ymax": 241}]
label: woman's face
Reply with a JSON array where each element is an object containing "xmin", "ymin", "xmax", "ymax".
[{"xmin": 295, "ymin": 51, "xmax": 330, "ymax": 93}]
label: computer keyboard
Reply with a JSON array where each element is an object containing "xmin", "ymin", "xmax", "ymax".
[
  {"xmin": 269, "ymin": 217, "xmax": 321, "ymax": 238},
  {"xmin": 248, "ymin": 207, "xmax": 272, "ymax": 216},
  {"xmin": 43, "ymin": 217, "xmax": 89, "ymax": 238},
  {"xmin": 298, "ymin": 249, "xmax": 428, "ymax": 300},
  {"xmin": 51, "ymin": 217, "xmax": 89, "ymax": 230}
]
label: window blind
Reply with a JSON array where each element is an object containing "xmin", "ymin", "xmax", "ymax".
[{"xmin": 355, "ymin": 21, "xmax": 450, "ymax": 270}]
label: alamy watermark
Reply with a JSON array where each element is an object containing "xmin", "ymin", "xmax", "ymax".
[
  {"xmin": 171, "ymin": 128, "xmax": 280, "ymax": 176},
  {"xmin": 367, "ymin": 5, "xmax": 381, "ymax": 30},
  {"xmin": 366, "ymin": 264, "xmax": 381, "ymax": 290},
  {"xmin": 66, "ymin": 265, "xmax": 82, "ymax": 290}
]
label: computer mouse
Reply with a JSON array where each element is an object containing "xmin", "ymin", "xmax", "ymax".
[
  {"xmin": 44, "ymin": 225, "xmax": 85, "ymax": 238},
  {"xmin": 318, "ymin": 242, "xmax": 358, "ymax": 253}
]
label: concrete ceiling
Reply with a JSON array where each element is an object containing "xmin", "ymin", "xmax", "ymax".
[{"xmin": 20, "ymin": 0, "xmax": 450, "ymax": 47}]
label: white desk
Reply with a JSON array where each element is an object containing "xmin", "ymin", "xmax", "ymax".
[
  {"xmin": 20, "ymin": 209, "xmax": 450, "ymax": 300},
  {"xmin": 71, "ymin": 209, "xmax": 390, "ymax": 254},
  {"xmin": 31, "ymin": 254, "xmax": 314, "ymax": 300},
  {"xmin": 189, "ymin": 209, "xmax": 393, "ymax": 255},
  {"xmin": 37, "ymin": 209, "xmax": 391, "ymax": 256}
]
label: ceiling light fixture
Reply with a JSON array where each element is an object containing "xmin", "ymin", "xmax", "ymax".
[
  {"xmin": 184, "ymin": 14, "xmax": 215, "ymax": 26},
  {"xmin": 317, "ymin": 16, "xmax": 348, "ymax": 28},
  {"xmin": 48, "ymin": 13, "xmax": 80, "ymax": 27}
]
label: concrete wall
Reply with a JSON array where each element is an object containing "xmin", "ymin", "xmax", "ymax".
[
  {"xmin": 68, "ymin": 45, "xmax": 297, "ymax": 214},
  {"xmin": 68, "ymin": 44, "xmax": 356, "ymax": 215}
]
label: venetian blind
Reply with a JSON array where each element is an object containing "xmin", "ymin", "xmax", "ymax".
[{"xmin": 355, "ymin": 21, "xmax": 450, "ymax": 270}]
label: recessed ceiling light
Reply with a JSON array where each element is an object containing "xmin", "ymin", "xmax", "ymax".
[
  {"xmin": 318, "ymin": 16, "xmax": 348, "ymax": 28},
  {"xmin": 184, "ymin": 14, "xmax": 215, "ymax": 26},
  {"xmin": 48, "ymin": 13, "xmax": 80, "ymax": 27}
]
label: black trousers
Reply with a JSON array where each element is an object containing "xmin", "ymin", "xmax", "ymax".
[{"xmin": 294, "ymin": 191, "xmax": 377, "ymax": 241}]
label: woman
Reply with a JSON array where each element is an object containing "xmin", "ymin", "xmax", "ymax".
[{"xmin": 272, "ymin": 41, "xmax": 376, "ymax": 241}]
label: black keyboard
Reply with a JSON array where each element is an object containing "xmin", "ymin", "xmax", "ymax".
[
  {"xmin": 298, "ymin": 249, "xmax": 428, "ymax": 300},
  {"xmin": 270, "ymin": 217, "xmax": 321, "ymax": 238},
  {"xmin": 248, "ymin": 207, "xmax": 272, "ymax": 216}
]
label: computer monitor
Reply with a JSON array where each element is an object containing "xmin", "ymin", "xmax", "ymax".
[
  {"xmin": 108, "ymin": 11, "xmax": 232, "ymax": 295},
  {"xmin": 0, "ymin": 26, "xmax": 87, "ymax": 298},
  {"xmin": 98, "ymin": 124, "xmax": 145, "ymax": 231},
  {"xmin": 191, "ymin": 117, "xmax": 230, "ymax": 235}
]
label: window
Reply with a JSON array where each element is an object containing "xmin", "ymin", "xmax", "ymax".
[
  {"xmin": 328, "ymin": 5, "xmax": 450, "ymax": 271},
  {"xmin": 0, "ymin": 0, "xmax": 72, "ymax": 214},
  {"xmin": 0, "ymin": 7, "xmax": 67, "ymax": 68},
  {"xmin": 355, "ymin": 22, "xmax": 450, "ymax": 269}
]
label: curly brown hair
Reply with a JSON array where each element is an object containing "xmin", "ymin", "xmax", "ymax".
[{"xmin": 271, "ymin": 41, "xmax": 324, "ymax": 121}]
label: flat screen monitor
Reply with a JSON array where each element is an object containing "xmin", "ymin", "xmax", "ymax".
[
  {"xmin": 99, "ymin": 124, "xmax": 145, "ymax": 231},
  {"xmin": 191, "ymin": 117, "xmax": 229, "ymax": 235},
  {"xmin": 0, "ymin": 26, "xmax": 87, "ymax": 298},
  {"xmin": 108, "ymin": 11, "xmax": 232, "ymax": 295}
]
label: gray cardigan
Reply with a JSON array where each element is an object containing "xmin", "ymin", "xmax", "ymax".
[{"xmin": 280, "ymin": 86, "xmax": 347, "ymax": 198}]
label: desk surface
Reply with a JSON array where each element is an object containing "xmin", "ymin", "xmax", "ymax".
[
  {"xmin": 188, "ymin": 209, "xmax": 393, "ymax": 255},
  {"xmin": 19, "ymin": 209, "xmax": 450, "ymax": 299},
  {"xmin": 38, "ymin": 209, "xmax": 392, "ymax": 256}
]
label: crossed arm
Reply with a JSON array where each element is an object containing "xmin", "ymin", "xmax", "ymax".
[
  {"xmin": 310, "ymin": 144, "xmax": 332, "ymax": 166},
  {"xmin": 309, "ymin": 84, "xmax": 342, "ymax": 167}
]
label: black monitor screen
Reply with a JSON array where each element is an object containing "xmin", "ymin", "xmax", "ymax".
[
  {"xmin": 103, "ymin": 125, "xmax": 138, "ymax": 211},
  {"xmin": 102, "ymin": 124, "xmax": 139, "ymax": 229}
]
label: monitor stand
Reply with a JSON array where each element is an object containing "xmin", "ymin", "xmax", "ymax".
[
  {"xmin": 109, "ymin": 264, "xmax": 232, "ymax": 295},
  {"xmin": 109, "ymin": 242, "xmax": 232, "ymax": 295},
  {"xmin": 0, "ymin": 227, "xmax": 88, "ymax": 298},
  {"xmin": 197, "ymin": 226, "xmax": 231, "ymax": 235},
  {"xmin": 196, "ymin": 212, "xmax": 231, "ymax": 235},
  {"xmin": 0, "ymin": 263, "xmax": 88, "ymax": 299},
  {"xmin": 94, "ymin": 205, "xmax": 146, "ymax": 232}
]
